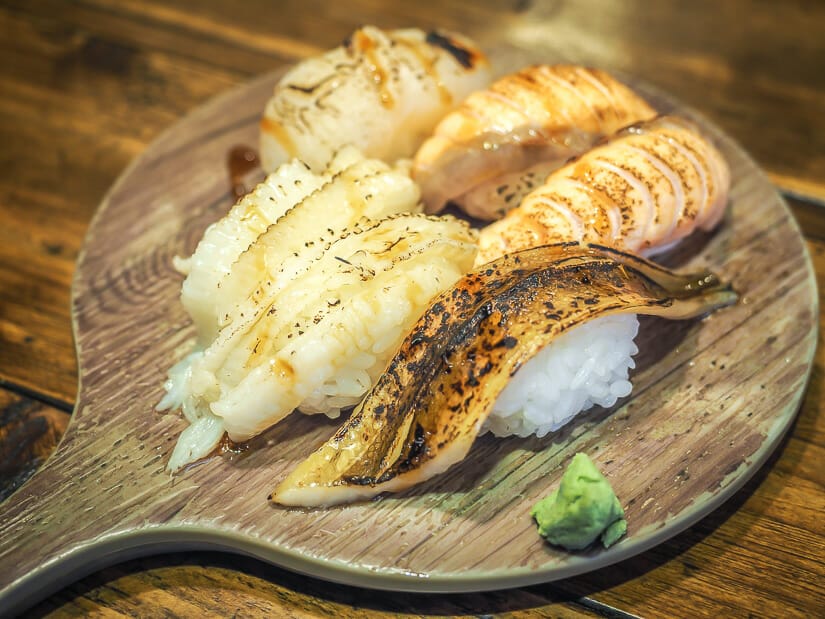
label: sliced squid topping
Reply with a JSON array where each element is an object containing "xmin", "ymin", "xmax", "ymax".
[{"xmin": 271, "ymin": 242, "xmax": 736, "ymax": 507}]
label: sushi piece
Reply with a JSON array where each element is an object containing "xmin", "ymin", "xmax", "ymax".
[
  {"xmin": 473, "ymin": 113, "xmax": 732, "ymax": 444},
  {"xmin": 159, "ymin": 151, "xmax": 478, "ymax": 471},
  {"xmin": 179, "ymin": 147, "xmax": 364, "ymax": 343},
  {"xmin": 476, "ymin": 115, "xmax": 731, "ymax": 265},
  {"xmin": 271, "ymin": 242, "xmax": 737, "ymax": 507},
  {"xmin": 412, "ymin": 65, "xmax": 657, "ymax": 219},
  {"xmin": 475, "ymin": 114, "xmax": 732, "ymax": 444},
  {"xmin": 259, "ymin": 26, "xmax": 491, "ymax": 174},
  {"xmin": 485, "ymin": 311, "xmax": 639, "ymax": 438},
  {"xmin": 193, "ymin": 149, "xmax": 421, "ymax": 345},
  {"xmin": 207, "ymin": 214, "xmax": 478, "ymax": 441}
]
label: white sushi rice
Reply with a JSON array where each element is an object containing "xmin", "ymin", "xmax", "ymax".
[{"xmin": 484, "ymin": 313, "xmax": 639, "ymax": 438}]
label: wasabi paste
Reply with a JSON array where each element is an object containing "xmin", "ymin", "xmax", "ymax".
[{"xmin": 531, "ymin": 453, "xmax": 627, "ymax": 550}]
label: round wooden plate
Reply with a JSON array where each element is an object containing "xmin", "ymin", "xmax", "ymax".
[{"xmin": 0, "ymin": 70, "xmax": 817, "ymax": 614}]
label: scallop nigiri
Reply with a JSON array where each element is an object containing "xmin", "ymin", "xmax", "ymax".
[
  {"xmin": 272, "ymin": 243, "xmax": 736, "ymax": 507},
  {"xmin": 412, "ymin": 65, "xmax": 657, "ymax": 219},
  {"xmin": 259, "ymin": 26, "xmax": 491, "ymax": 173},
  {"xmin": 476, "ymin": 115, "xmax": 730, "ymax": 265}
]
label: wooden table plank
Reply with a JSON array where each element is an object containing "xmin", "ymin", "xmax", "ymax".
[
  {"xmin": 29, "ymin": 556, "xmax": 606, "ymax": 618},
  {"xmin": 788, "ymin": 198, "xmax": 825, "ymax": 241},
  {"xmin": 0, "ymin": 388, "xmax": 69, "ymax": 502}
]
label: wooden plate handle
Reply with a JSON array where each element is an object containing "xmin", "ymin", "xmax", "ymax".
[
  {"xmin": 0, "ymin": 407, "xmax": 190, "ymax": 615},
  {"xmin": 0, "ymin": 441, "xmax": 122, "ymax": 613}
]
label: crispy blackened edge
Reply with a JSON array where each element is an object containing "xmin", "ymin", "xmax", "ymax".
[
  {"xmin": 426, "ymin": 30, "xmax": 477, "ymax": 69},
  {"xmin": 336, "ymin": 243, "xmax": 735, "ymax": 488}
]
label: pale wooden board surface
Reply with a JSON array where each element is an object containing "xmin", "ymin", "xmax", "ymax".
[{"xmin": 0, "ymin": 69, "xmax": 817, "ymax": 613}]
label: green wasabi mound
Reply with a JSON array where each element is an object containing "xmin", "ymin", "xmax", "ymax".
[{"xmin": 531, "ymin": 453, "xmax": 627, "ymax": 550}]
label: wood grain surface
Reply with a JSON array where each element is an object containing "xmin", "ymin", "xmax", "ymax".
[
  {"xmin": 0, "ymin": 391, "xmax": 68, "ymax": 503},
  {"xmin": 1, "ymin": 1, "xmax": 823, "ymax": 617}
]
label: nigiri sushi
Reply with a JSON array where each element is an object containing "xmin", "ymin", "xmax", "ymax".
[
  {"xmin": 412, "ymin": 65, "xmax": 657, "ymax": 219},
  {"xmin": 477, "ymin": 114, "xmax": 730, "ymax": 441},
  {"xmin": 207, "ymin": 214, "xmax": 478, "ymax": 442},
  {"xmin": 272, "ymin": 243, "xmax": 737, "ymax": 507},
  {"xmin": 476, "ymin": 115, "xmax": 730, "ymax": 265},
  {"xmin": 259, "ymin": 26, "xmax": 491, "ymax": 174},
  {"xmin": 160, "ymin": 150, "xmax": 478, "ymax": 471},
  {"xmin": 178, "ymin": 147, "xmax": 364, "ymax": 344}
]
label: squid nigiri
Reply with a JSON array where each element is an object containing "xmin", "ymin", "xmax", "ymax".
[
  {"xmin": 412, "ymin": 65, "xmax": 657, "ymax": 219},
  {"xmin": 271, "ymin": 242, "xmax": 736, "ymax": 507},
  {"xmin": 260, "ymin": 26, "xmax": 491, "ymax": 174},
  {"xmin": 476, "ymin": 115, "xmax": 730, "ymax": 266},
  {"xmin": 159, "ymin": 150, "xmax": 479, "ymax": 471},
  {"xmin": 179, "ymin": 147, "xmax": 365, "ymax": 344}
]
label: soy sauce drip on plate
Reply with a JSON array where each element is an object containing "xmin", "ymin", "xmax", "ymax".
[{"xmin": 228, "ymin": 145, "xmax": 260, "ymax": 200}]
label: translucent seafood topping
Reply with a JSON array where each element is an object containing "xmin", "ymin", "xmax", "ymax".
[
  {"xmin": 260, "ymin": 26, "xmax": 491, "ymax": 174},
  {"xmin": 159, "ymin": 149, "xmax": 478, "ymax": 471}
]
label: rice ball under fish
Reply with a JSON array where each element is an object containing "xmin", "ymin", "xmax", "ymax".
[{"xmin": 484, "ymin": 313, "xmax": 639, "ymax": 439}]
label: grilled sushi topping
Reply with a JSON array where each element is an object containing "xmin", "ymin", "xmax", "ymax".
[
  {"xmin": 271, "ymin": 242, "xmax": 736, "ymax": 507},
  {"xmin": 412, "ymin": 65, "xmax": 657, "ymax": 218},
  {"xmin": 476, "ymin": 115, "xmax": 730, "ymax": 265},
  {"xmin": 159, "ymin": 148, "xmax": 478, "ymax": 471},
  {"xmin": 259, "ymin": 26, "xmax": 491, "ymax": 174}
]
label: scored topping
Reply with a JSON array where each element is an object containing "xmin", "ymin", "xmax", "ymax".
[
  {"xmin": 412, "ymin": 64, "xmax": 658, "ymax": 217},
  {"xmin": 259, "ymin": 26, "xmax": 491, "ymax": 173},
  {"xmin": 475, "ymin": 115, "xmax": 731, "ymax": 265}
]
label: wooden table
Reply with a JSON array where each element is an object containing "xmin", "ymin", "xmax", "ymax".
[{"xmin": 1, "ymin": 1, "xmax": 823, "ymax": 616}]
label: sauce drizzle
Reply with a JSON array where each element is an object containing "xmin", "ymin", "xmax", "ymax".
[
  {"xmin": 351, "ymin": 29, "xmax": 394, "ymax": 109},
  {"xmin": 227, "ymin": 145, "xmax": 260, "ymax": 200}
]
